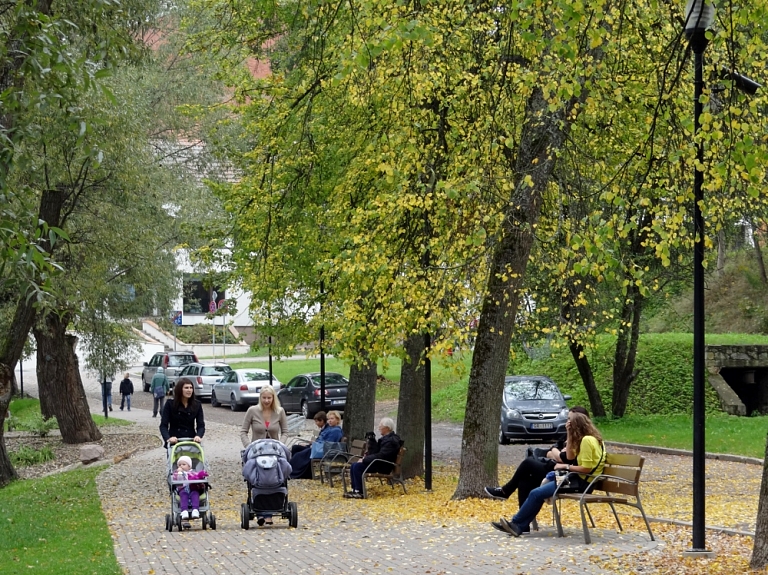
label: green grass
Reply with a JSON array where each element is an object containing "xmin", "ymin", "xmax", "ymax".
[
  {"xmin": 599, "ymin": 414, "xmax": 768, "ymax": 458},
  {"xmin": 0, "ymin": 466, "xmax": 122, "ymax": 574}
]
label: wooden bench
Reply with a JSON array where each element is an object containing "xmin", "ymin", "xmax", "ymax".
[
  {"xmin": 315, "ymin": 439, "xmax": 366, "ymax": 487},
  {"xmin": 342, "ymin": 445, "xmax": 407, "ymax": 499},
  {"xmin": 551, "ymin": 452, "xmax": 654, "ymax": 544}
]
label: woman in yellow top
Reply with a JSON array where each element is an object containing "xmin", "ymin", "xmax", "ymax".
[
  {"xmin": 491, "ymin": 411, "xmax": 605, "ymax": 537},
  {"xmin": 239, "ymin": 385, "xmax": 289, "ymax": 446}
]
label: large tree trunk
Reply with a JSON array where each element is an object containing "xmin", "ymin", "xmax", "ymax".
[
  {"xmin": 750, "ymin": 434, "xmax": 768, "ymax": 569},
  {"xmin": 568, "ymin": 340, "xmax": 606, "ymax": 417},
  {"xmin": 611, "ymin": 286, "xmax": 644, "ymax": 417},
  {"xmin": 453, "ymin": 85, "xmax": 577, "ymax": 499},
  {"xmin": 397, "ymin": 333, "xmax": 425, "ymax": 479},
  {"xmin": 33, "ymin": 313, "xmax": 101, "ymax": 443},
  {"xmin": 343, "ymin": 356, "xmax": 377, "ymax": 442},
  {"xmin": 0, "ymin": 187, "xmax": 68, "ymax": 485}
]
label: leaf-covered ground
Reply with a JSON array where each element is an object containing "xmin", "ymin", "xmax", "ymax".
[{"xmin": 97, "ymin": 435, "xmax": 765, "ymax": 574}]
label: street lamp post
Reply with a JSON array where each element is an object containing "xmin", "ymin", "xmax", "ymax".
[{"xmin": 683, "ymin": 0, "xmax": 715, "ymax": 558}]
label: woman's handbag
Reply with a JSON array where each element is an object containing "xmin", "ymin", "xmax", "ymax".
[{"xmin": 310, "ymin": 441, "xmax": 325, "ymax": 459}]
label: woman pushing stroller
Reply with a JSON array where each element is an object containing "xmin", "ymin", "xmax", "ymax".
[{"xmin": 160, "ymin": 379, "xmax": 205, "ymax": 447}]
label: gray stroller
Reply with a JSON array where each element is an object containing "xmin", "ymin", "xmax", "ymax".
[
  {"xmin": 165, "ymin": 440, "xmax": 216, "ymax": 531},
  {"xmin": 240, "ymin": 438, "xmax": 298, "ymax": 529}
]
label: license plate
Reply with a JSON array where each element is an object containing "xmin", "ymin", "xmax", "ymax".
[
  {"xmin": 531, "ymin": 423, "xmax": 552, "ymax": 429},
  {"xmin": 331, "ymin": 400, "xmax": 345, "ymax": 405}
]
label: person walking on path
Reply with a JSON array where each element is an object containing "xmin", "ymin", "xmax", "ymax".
[
  {"xmin": 102, "ymin": 376, "xmax": 113, "ymax": 412},
  {"xmin": 239, "ymin": 385, "xmax": 288, "ymax": 446},
  {"xmin": 119, "ymin": 372, "xmax": 134, "ymax": 411},
  {"xmin": 160, "ymin": 380, "xmax": 205, "ymax": 447},
  {"xmin": 151, "ymin": 367, "xmax": 170, "ymax": 418}
]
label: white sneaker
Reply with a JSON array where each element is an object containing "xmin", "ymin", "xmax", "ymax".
[
  {"xmin": 180, "ymin": 510, "xmax": 189, "ymax": 520},
  {"xmin": 191, "ymin": 509, "xmax": 199, "ymax": 519}
]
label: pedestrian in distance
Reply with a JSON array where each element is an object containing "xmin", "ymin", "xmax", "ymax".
[
  {"xmin": 119, "ymin": 372, "xmax": 134, "ymax": 411},
  {"xmin": 102, "ymin": 376, "xmax": 113, "ymax": 412},
  {"xmin": 152, "ymin": 367, "xmax": 170, "ymax": 418}
]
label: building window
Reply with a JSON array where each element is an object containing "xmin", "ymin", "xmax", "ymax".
[{"xmin": 183, "ymin": 276, "xmax": 225, "ymax": 314}]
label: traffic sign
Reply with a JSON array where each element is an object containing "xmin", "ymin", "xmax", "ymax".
[
  {"xmin": 218, "ymin": 299, "xmax": 225, "ymax": 310},
  {"xmin": 172, "ymin": 310, "xmax": 183, "ymax": 326},
  {"xmin": 209, "ymin": 301, "xmax": 217, "ymax": 313}
]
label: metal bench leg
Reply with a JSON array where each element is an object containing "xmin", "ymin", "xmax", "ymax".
[
  {"xmin": 553, "ymin": 499, "xmax": 565, "ymax": 537},
  {"xmin": 584, "ymin": 504, "xmax": 597, "ymax": 528},
  {"xmin": 608, "ymin": 502, "xmax": 623, "ymax": 532},
  {"xmin": 634, "ymin": 500, "xmax": 655, "ymax": 541},
  {"xmin": 579, "ymin": 502, "xmax": 593, "ymax": 544}
]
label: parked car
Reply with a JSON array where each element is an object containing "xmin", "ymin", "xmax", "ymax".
[
  {"xmin": 277, "ymin": 372, "xmax": 348, "ymax": 419},
  {"xmin": 174, "ymin": 362, "xmax": 232, "ymax": 400},
  {"xmin": 141, "ymin": 351, "xmax": 198, "ymax": 392},
  {"xmin": 499, "ymin": 375, "xmax": 572, "ymax": 444},
  {"xmin": 210, "ymin": 368, "xmax": 282, "ymax": 411}
]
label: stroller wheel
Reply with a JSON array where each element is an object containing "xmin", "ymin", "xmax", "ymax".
[
  {"xmin": 165, "ymin": 514, "xmax": 173, "ymax": 532},
  {"xmin": 201, "ymin": 512, "xmax": 208, "ymax": 530},
  {"xmin": 177, "ymin": 514, "xmax": 183, "ymax": 532},
  {"xmin": 288, "ymin": 501, "xmax": 298, "ymax": 528},
  {"xmin": 240, "ymin": 503, "xmax": 250, "ymax": 530},
  {"xmin": 209, "ymin": 512, "xmax": 217, "ymax": 530}
]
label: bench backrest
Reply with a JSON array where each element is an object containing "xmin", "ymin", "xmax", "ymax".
[
  {"xmin": 391, "ymin": 446, "xmax": 406, "ymax": 477},
  {"xmin": 285, "ymin": 413, "xmax": 305, "ymax": 434},
  {"xmin": 594, "ymin": 453, "xmax": 644, "ymax": 497},
  {"xmin": 349, "ymin": 439, "xmax": 367, "ymax": 457}
]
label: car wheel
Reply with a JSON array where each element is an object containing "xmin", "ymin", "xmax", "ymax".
[
  {"xmin": 143, "ymin": 377, "xmax": 150, "ymax": 393},
  {"xmin": 498, "ymin": 427, "xmax": 510, "ymax": 445},
  {"xmin": 210, "ymin": 392, "xmax": 219, "ymax": 408},
  {"xmin": 301, "ymin": 401, "xmax": 311, "ymax": 419},
  {"xmin": 230, "ymin": 395, "xmax": 241, "ymax": 412}
]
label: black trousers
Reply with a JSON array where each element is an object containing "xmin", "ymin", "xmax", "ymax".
[{"xmin": 502, "ymin": 456, "xmax": 556, "ymax": 506}]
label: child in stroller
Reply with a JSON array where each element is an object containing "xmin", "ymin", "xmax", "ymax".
[
  {"xmin": 240, "ymin": 438, "xmax": 298, "ymax": 529},
  {"xmin": 166, "ymin": 440, "xmax": 216, "ymax": 531}
]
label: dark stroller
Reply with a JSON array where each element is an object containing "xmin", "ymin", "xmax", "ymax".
[{"xmin": 240, "ymin": 438, "xmax": 298, "ymax": 529}]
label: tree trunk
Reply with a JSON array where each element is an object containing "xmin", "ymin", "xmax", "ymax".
[
  {"xmin": 343, "ymin": 356, "xmax": 377, "ymax": 442},
  {"xmin": 750, "ymin": 434, "xmax": 768, "ymax": 569},
  {"xmin": 33, "ymin": 313, "xmax": 102, "ymax": 443},
  {"xmin": 397, "ymin": 333, "xmax": 425, "ymax": 479},
  {"xmin": 453, "ymin": 85, "xmax": 578, "ymax": 499},
  {"xmin": 716, "ymin": 229, "xmax": 726, "ymax": 277},
  {"xmin": 753, "ymin": 224, "xmax": 767, "ymax": 285},
  {"xmin": 611, "ymin": 286, "xmax": 644, "ymax": 417},
  {"xmin": 568, "ymin": 340, "xmax": 606, "ymax": 417}
]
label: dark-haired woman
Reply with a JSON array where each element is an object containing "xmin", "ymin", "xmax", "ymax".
[{"xmin": 160, "ymin": 380, "xmax": 206, "ymax": 447}]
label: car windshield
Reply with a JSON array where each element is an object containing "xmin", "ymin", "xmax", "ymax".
[
  {"xmin": 168, "ymin": 355, "xmax": 195, "ymax": 367},
  {"xmin": 504, "ymin": 379, "xmax": 560, "ymax": 401},
  {"xmin": 201, "ymin": 366, "xmax": 231, "ymax": 376},
  {"xmin": 242, "ymin": 371, "xmax": 272, "ymax": 382},
  {"xmin": 309, "ymin": 374, "xmax": 348, "ymax": 386}
]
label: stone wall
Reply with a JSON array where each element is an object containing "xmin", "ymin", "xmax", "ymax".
[{"xmin": 706, "ymin": 345, "xmax": 768, "ymax": 416}]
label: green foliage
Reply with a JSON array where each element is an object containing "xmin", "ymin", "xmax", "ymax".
[
  {"xmin": 9, "ymin": 445, "xmax": 54, "ymax": 467},
  {"xmin": 0, "ymin": 467, "xmax": 122, "ymax": 574},
  {"xmin": 13, "ymin": 413, "xmax": 59, "ymax": 438}
]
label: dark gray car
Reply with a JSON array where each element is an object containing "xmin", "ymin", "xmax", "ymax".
[{"xmin": 499, "ymin": 375, "xmax": 571, "ymax": 444}]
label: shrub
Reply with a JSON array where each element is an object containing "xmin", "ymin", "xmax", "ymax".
[
  {"xmin": 10, "ymin": 445, "xmax": 55, "ymax": 467},
  {"xmin": 15, "ymin": 413, "xmax": 59, "ymax": 437}
]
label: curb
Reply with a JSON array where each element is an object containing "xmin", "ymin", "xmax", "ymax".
[{"xmin": 606, "ymin": 441, "xmax": 763, "ymax": 466}]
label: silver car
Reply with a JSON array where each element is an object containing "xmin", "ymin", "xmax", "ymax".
[
  {"xmin": 174, "ymin": 362, "xmax": 232, "ymax": 400},
  {"xmin": 141, "ymin": 351, "xmax": 198, "ymax": 392},
  {"xmin": 210, "ymin": 368, "xmax": 282, "ymax": 411}
]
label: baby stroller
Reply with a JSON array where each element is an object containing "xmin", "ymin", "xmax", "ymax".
[
  {"xmin": 166, "ymin": 439, "xmax": 216, "ymax": 531},
  {"xmin": 240, "ymin": 438, "xmax": 298, "ymax": 529}
]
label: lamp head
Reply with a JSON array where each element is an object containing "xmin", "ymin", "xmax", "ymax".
[
  {"xmin": 684, "ymin": 0, "xmax": 715, "ymax": 39},
  {"xmin": 684, "ymin": 0, "xmax": 715, "ymax": 54}
]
